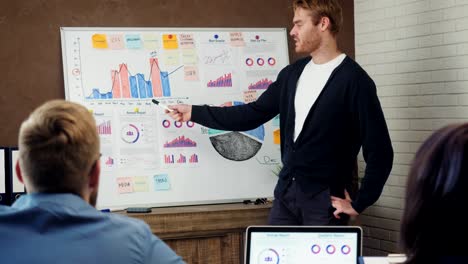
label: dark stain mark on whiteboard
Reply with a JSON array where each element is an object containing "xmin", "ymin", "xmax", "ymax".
[{"xmin": 209, "ymin": 131, "xmax": 262, "ymax": 161}]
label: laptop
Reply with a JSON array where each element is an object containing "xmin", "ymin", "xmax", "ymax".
[{"xmin": 245, "ymin": 226, "xmax": 362, "ymax": 264}]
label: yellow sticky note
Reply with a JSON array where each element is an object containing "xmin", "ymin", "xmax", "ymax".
[
  {"xmin": 181, "ymin": 49, "xmax": 197, "ymax": 65},
  {"xmin": 134, "ymin": 176, "xmax": 149, "ymax": 192},
  {"xmin": 143, "ymin": 33, "xmax": 159, "ymax": 50},
  {"xmin": 92, "ymin": 34, "xmax": 108, "ymax": 49},
  {"xmin": 163, "ymin": 34, "xmax": 179, "ymax": 49},
  {"xmin": 162, "ymin": 51, "xmax": 180, "ymax": 66},
  {"xmin": 273, "ymin": 129, "xmax": 280, "ymax": 145},
  {"xmin": 134, "ymin": 107, "xmax": 139, "ymax": 113}
]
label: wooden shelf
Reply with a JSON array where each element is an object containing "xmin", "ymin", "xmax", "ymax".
[{"xmin": 122, "ymin": 203, "xmax": 272, "ymax": 264}]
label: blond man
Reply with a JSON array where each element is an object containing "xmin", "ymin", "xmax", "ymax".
[
  {"xmin": 0, "ymin": 100, "xmax": 185, "ymax": 264},
  {"xmin": 168, "ymin": 0, "xmax": 393, "ymax": 225}
]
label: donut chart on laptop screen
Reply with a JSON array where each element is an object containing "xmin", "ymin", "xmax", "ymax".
[{"xmin": 245, "ymin": 226, "xmax": 362, "ymax": 264}]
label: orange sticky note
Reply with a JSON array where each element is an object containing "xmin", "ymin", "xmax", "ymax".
[
  {"xmin": 162, "ymin": 34, "xmax": 179, "ymax": 49},
  {"xmin": 273, "ymin": 129, "xmax": 280, "ymax": 145},
  {"xmin": 92, "ymin": 34, "xmax": 108, "ymax": 49}
]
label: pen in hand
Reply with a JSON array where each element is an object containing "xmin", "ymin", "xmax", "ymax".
[{"xmin": 151, "ymin": 99, "xmax": 174, "ymax": 112}]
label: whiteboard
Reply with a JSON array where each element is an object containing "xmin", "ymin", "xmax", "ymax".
[
  {"xmin": 60, "ymin": 27, "xmax": 288, "ymax": 210},
  {"xmin": 0, "ymin": 149, "xmax": 5, "ymax": 194},
  {"xmin": 10, "ymin": 149, "xmax": 24, "ymax": 193}
]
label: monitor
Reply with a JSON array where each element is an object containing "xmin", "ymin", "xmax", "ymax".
[{"xmin": 245, "ymin": 225, "xmax": 362, "ymax": 264}]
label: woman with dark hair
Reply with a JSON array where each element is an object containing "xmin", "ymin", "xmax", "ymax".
[{"xmin": 401, "ymin": 123, "xmax": 468, "ymax": 263}]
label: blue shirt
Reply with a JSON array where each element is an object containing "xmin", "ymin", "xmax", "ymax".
[{"xmin": 0, "ymin": 193, "xmax": 185, "ymax": 264}]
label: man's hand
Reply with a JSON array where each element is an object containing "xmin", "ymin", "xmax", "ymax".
[
  {"xmin": 331, "ymin": 190, "xmax": 359, "ymax": 219},
  {"xmin": 167, "ymin": 104, "xmax": 192, "ymax": 122}
]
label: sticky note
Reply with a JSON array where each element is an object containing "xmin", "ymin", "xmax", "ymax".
[
  {"xmin": 133, "ymin": 176, "xmax": 149, "ymax": 192},
  {"xmin": 273, "ymin": 129, "xmax": 281, "ymax": 145},
  {"xmin": 243, "ymin": 90, "xmax": 258, "ymax": 103},
  {"xmin": 162, "ymin": 34, "xmax": 179, "ymax": 49},
  {"xmin": 143, "ymin": 33, "xmax": 159, "ymax": 50},
  {"xmin": 184, "ymin": 66, "xmax": 199, "ymax": 81},
  {"xmin": 125, "ymin": 34, "xmax": 142, "ymax": 49},
  {"xmin": 181, "ymin": 49, "xmax": 198, "ymax": 64},
  {"xmin": 230, "ymin": 32, "xmax": 245, "ymax": 47},
  {"xmin": 179, "ymin": 33, "xmax": 195, "ymax": 49},
  {"xmin": 220, "ymin": 102, "xmax": 233, "ymax": 107},
  {"xmin": 208, "ymin": 128, "xmax": 225, "ymax": 135},
  {"xmin": 108, "ymin": 34, "xmax": 125, "ymax": 49},
  {"xmin": 117, "ymin": 177, "xmax": 134, "ymax": 194},
  {"xmin": 153, "ymin": 174, "xmax": 171, "ymax": 191},
  {"xmin": 92, "ymin": 34, "xmax": 108, "ymax": 49},
  {"xmin": 272, "ymin": 115, "xmax": 280, "ymax": 127},
  {"xmin": 162, "ymin": 51, "xmax": 180, "ymax": 66}
]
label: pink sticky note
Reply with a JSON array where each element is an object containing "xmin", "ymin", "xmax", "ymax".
[
  {"xmin": 243, "ymin": 90, "xmax": 258, "ymax": 103},
  {"xmin": 117, "ymin": 177, "xmax": 134, "ymax": 194},
  {"xmin": 230, "ymin": 32, "xmax": 245, "ymax": 47},
  {"xmin": 179, "ymin": 33, "xmax": 195, "ymax": 49},
  {"xmin": 184, "ymin": 66, "xmax": 199, "ymax": 81},
  {"xmin": 108, "ymin": 34, "xmax": 125, "ymax": 49}
]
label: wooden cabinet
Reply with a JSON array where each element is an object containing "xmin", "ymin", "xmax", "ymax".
[{"xmin": 123, "ymin": 203, "xmax": 271, "ymax": 264}]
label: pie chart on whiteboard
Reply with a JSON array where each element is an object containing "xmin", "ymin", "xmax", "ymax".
[{"xmin": 208, "ymin": 101, "xmax": 265, "ymax": 161}]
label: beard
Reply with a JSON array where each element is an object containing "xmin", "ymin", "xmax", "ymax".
[
  {"xmin": 303, "ymin": 38, "xmax": 321, "ymax": 54},
  {"xmin": 294, "ymin": 31, "xmax": 321, "ymax": 54}
]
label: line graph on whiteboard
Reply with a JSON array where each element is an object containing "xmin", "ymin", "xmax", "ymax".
[{"xmin": 67, "ymin": 37, "xmax": 183, "ymax": 101}]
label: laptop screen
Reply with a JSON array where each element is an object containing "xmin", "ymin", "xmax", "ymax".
[{"xmin": 245, "ymin": 226, "xmax": 362, "ymax": 264}]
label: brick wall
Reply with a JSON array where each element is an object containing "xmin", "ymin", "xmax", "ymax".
[{"xmin": 355, "ymin": 0, "xmax": 468, "ymax": 256}]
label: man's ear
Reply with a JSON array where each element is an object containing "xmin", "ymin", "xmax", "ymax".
[
  {"xmin": 88, "ymin": 160, "xmax": 100, "ymax": 189},
  {"xmin": 15, "ymin": 160, "xmax": 24, "ymax": 184},
  {"xmin": 319, "ymin": 16, "xmax": 331, "ymax": 32}
]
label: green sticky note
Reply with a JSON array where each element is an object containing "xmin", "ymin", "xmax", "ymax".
[
  {"xmin": 125, "ymin": 34, "xmax": 142, "ymax": 49},
  {"xmin": 153, "ymin": 174, "xmax": 171, "ymax": 191}
]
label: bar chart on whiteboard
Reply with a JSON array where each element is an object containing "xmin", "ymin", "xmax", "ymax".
[{"xmin": 60, "ymin": 27, "xmax": 288, "ymax": 210}]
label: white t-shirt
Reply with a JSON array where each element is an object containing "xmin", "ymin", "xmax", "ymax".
[{"xmin": 294, "ymin": 54, "xmax": 346, "ymax": 141}]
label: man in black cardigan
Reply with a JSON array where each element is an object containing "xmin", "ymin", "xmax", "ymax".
[{"xmin": 167, "ymin": 0, "xmax": 393, "ymax": 225}]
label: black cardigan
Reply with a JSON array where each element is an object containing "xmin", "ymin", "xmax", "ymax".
[{"xmin": 191, "ymin": 56, "xmax": 393, "ymax": 213}]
